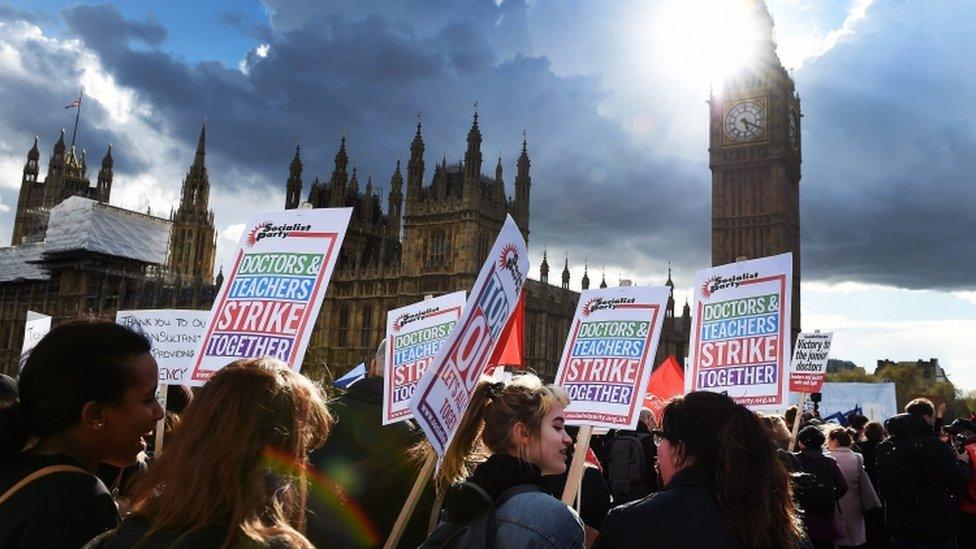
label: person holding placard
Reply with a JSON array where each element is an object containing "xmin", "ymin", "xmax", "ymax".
[
  {"xmin": 91, "ymin": 358, "xmax": 332, "ymax": 549},
  {"xmin": 0, "ymin": 321, "xmax": 164, "ymax": 548},
  {"xmin": 595, "ymin": 391, "xmax": 806, "ymax": 549},
  {"xmin": 427, "ymin": 373, "xmax": 584, "ymax": 548}
]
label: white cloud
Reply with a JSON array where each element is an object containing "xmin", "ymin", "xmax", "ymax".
[{"xmin": 220, "ymin": 223, "xmax": 245, "ymax": 243}]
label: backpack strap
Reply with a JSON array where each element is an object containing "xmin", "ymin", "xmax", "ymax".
[
  {"xmin": 495, "ymin": 483, "xmax": 542, "ymax": 507},
  {"xmin": 0, "ymin": 464, "xmax": 89, "ymax": 506}
]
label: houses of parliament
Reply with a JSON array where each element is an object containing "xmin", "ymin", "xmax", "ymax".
[
  {"xmin": 0, "ymin": 114, "xmax": 692, "ymax": 380},
  {"xmin": 0, "ymin": 1, "xmax": 803, "ymax": 380}
]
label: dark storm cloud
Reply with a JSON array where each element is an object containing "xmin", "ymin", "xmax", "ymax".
[
  {"xmin": 798, "ymin": 0, "xmax": 976, "ymax": 290},
  {"xmin": 45, "ymin": 0, "xmax": 710, "ymax": 282},
  {"xmin": 5, "ymin": 0, "xmax": 969, "ymax": 291}
]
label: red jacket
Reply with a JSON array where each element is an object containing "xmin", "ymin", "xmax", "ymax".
[{"xmin": 959, "ymin": 441, "xmax": 976, "ymax": 514}]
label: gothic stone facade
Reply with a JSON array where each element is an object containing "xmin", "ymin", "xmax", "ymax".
[
  {"xmin": 1, "ymin": 126, "xmax": 219, "ymax": 375},
  {"xmin": 288, "ymin": 115, "xmax": 690, "ymax": 381}
]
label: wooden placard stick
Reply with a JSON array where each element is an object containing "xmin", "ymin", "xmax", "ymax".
[
  {"xmin": 561, "ymin": 425, "xmax": 593, "ymax": 505},
  {"xmin": 384, "ymin": 449, "xmax": 436, "ymax": 549},
  {"xmin": 789, "ymin": 392, "xmax": 808, "ymax": 452}
]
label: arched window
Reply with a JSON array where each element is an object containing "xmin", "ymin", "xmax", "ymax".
[{"xmin": 430, "ymin": 230, "xmax": 446, "ymax": 264}]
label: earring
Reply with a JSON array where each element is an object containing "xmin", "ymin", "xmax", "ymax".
[{"xmin": 94, "ymin": 421, "xmax": 105, "ymax": 429}]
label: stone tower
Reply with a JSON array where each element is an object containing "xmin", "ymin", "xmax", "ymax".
[
  {"xmin": 709, "ymin": 0, "xmax": 801, "ymax": 337},
  {"xmin": 167, "ymin": 122, "xmax": 217, "ymax": 282}
]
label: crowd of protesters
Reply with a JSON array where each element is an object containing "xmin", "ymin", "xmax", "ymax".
[{"xmin": 1, "ymin": 320, "xmax": 975, "ymax": 548}]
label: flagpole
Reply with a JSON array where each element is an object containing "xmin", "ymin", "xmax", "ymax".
[{"xmin": 70, "ymin": 90, "xmax": 83, "ymax": 149}]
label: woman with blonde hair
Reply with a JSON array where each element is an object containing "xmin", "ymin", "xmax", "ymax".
[
  {"xmin": 90, "ymin": 358, "xmax": 332, "ymax": 548},
  {"xmin": 429, "ymin": 373, "xmax": 584, "ymax": 548}
]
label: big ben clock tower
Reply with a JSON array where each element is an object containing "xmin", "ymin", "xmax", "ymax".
[{"xmin": 709, "ymin": 1, "xmax": 802, "ymax": 338}]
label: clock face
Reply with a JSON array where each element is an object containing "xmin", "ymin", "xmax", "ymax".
[
  {"xmin": 724, "ymin": 99, "xmax": 766, "ymax": 143},
  {"xmin": 788, "ymin": 107, "xmax": 799, "ymax": 149}
]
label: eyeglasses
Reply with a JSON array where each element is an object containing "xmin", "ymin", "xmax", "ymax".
[{"xmin": 652, "ymin": 429, "xmax": 676, "ymax": 446}]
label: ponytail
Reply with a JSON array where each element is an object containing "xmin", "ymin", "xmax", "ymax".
[
  {"xmin": 0, "ymin": 402, "xmax": 31, "ymax": 460},
  {"xmin": 435, "ymin": 374, "xmax": 570, "ymax": 494},
  {"xmin": 437, "ymin": 380, "xmax": 492, "ymax": 493}
]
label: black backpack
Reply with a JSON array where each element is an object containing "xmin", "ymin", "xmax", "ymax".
[
  {"xmin": 791, "ymin": 454, "xmax": 837, "ymax": 515},
  {"xmin": 419, "ymin": 481, "xmax": 540, "ymax": 549},
  {"xmin": 607, "ymin": 432, "xmax": 653, "ymax": 504},
  {"xmin": 876, "ymin": 437, "xmax": 925, "ymax": 506}
]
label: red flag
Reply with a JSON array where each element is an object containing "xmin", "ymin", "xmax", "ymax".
[
  {"xmin": 642, "ymin": 355, "xmax": 685, "ymax": 423},
  {"xmin": 585, "ymin": 447, "xmax": 602, "ymax": 472},
  {"xmin": 485, "ymin": 289, "xmax": 525, "ymax": 374}
]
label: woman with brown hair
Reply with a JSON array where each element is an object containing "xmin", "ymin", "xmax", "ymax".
[
  {"xmin": 91, "ymin": 358, "xmax": 332, "ymax": 548},
  {"xmin": 427, "ymin": 373, "xmax": 584, "ymax": 548},
  {"xmin": 595, "ymin": 391, "xmax": 807, "ymax": 549}
]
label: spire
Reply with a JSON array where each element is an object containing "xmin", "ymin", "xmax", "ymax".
[
  {"xmin": 330, "ymin": 135, "xmax": 350, "ymax": 207},
  {"xmin": 600, "ymin": 267, "xmax": 607, "ymax": 289},
  {"xmin": 540, "ymin": 247, "xmax": 550, "ymax": 284},
  {"xmin": 754, "ymin": 0, "xmax": 776, "ymax": 45},
  {"xmin": 561, "ymin": 254, "xmax": 570, "ymax": 290},
  {"xmin": 683, "ymin": 298, "xmax": 691, "ymax": 318},
  {"xmin": 365, "ymin": 174, "xmax": 373, "ymax": 197},
  {"xmin": 194, "ymin": 119, "xmax": 206, "ymax": 167},
  {"xmin": 54, "ymin": 128, "xmax": 66, "ymax": 155},
  {"xmin": 514, "ymin": 129, "xmax": 531, "ymax": 242},
  {"xmin": 349, "ymin": 167, "xmax": 359, "ymax": 196},
  {"xmin": 285, "ymin": 144, "xmax": 303, "ymax": 209},
  {"xmin": 581, "ymin": 261, "xmax": 590, "ymax": 290},
  {"xmin": 464, "ymin": 103, "xmax": 483, "ymax": 186},
  {"xmin": 97, "ymin": 144, "xmax": 113, "ymax": 203},
  {"xmin": 666, "ymin": 262, "xmax": 675, "ymax": 318},
  {"xmin": 666, "ymin": 261, "xmax": 674, "ymax": 287},
  {"xmin": 28, "ymin": 136, "xmax": 39, "ymax": 160},
  {"xmin": 496, "ymin": 155, "xmax": 503, "ymax": 181},
  {"xmin": 101, "ymin": 143, "xmax": 113, "ymax": 167},
  {"xmin": 388, "ymin": 157, "xmax": 404, "ymax": 238}
]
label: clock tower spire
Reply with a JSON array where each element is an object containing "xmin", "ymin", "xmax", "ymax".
[{"xmin": 708, "ymin": 0, "xmax": 801, "ymax": 340}]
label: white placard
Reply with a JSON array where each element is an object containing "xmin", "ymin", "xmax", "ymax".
[
  {"xmin": 788, "ymin": 332, "xmax": 833, "ymax": 393},
  {"xmin": 553, "ymin": 286, "xmax": 669, "ymax": 430},
  {"xmin": 688, "ymin": 253, "xmax": 793, "ymax": 409},
  {"xmin": 409, "ymin": 216, "xmax": 528, "ymax": 456},
  {"xmin": 116, "ymin": 309, "xmax": 210, "ymax": 385},
  {"xmin": 190, "ymin": 208, "xmax": 352, "ymax": 385},
  {"xmin": 383, "ymin": 292, "xmax": 466, "ymax": 425},
  {"xmin": 21, "ymin": 310, "xmax": 51, "ymax": 356}
]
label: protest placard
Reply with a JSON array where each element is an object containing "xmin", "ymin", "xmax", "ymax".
[
  {"xmin": 553, "ymin": 286, "xmax": 669, "ymax": 430},
  {"xmin": 21, "ymin": 310, "xmax": 51, "ymax": 357},
  {"xmin": 788, "ymin": 332, "xmax": 833, "ymax": 393},
  {"xmin": 408, "ymin": 215, "xmax": 527, "ymax": 456},
  {"xmin": 383, "ymin": 291, "xmax": 465, "ymax": 425},
  {"xmin": 116, "ymin": 309, "xmax": 210, "ymax": 386},
  {"xmin": 190, "ymin": 208, "xmax": 352, "ymax": 385},
  {"xmin": 688, "ymin": 253, "xmax": 793, "ymax": 409}
]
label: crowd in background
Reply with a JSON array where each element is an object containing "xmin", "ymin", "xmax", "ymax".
[{"xmin": 0, "ymin": 319, "xmax": 974, "ymax": 548}]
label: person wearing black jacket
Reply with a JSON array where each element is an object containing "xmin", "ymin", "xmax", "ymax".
[
  {"xmin": 793, "ymin": 425, "xmax": 848, "ymax": 549},
  {"xmin": 595, "ymin": 391, "xmax": 807, "ymax": 548},
  {"xmin": 306, "ymin": 342, "xmax": 433, "ymax": 548},
  {"xmin": 878, "ymin": 398, "xmax": 970, "ymax": 546}
]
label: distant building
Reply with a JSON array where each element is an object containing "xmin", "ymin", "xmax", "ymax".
[
  {"xmin": 285, "ymin": 114, "xmax": 692, "ymax": 379},
  {"xmin": 877, "ymin": 358, "xmax": 948, "ymax": 384}
]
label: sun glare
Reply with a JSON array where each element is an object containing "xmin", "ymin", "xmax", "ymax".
[{"xmin": 640, "ymin": 0, "xmax": 767, "ymax": 90}]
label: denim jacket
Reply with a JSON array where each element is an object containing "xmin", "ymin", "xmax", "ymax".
[
  {"xmin": 467, "ymin": 454, "xmax": 584, "ymax": 549},
  {"xmin": 495, "ymin": 490, "xmax": 585, "ymax": 549}
]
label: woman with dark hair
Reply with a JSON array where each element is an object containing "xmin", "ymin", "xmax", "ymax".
[
  {"xmin": 91, "ymin": 357, "xmax": 332, "ymax": 548},
  {"xmin": 594, "ymin": 391, "xmax": 806, "ymax": 548},
  {"xmin": 0, "ymin": 320, "xmax": 164, "ymax": 547},
  {"xmin": 826, "ymin": 426, "xmax": 878, "ymax": 548},
  {"xmin": 794, "ymin": 425, "xmax": 847, "ymax": 549}
]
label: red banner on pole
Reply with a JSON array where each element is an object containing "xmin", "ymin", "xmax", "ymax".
[
  {"xmin": 642, "ymin": 355, "xmax": 685, "ymax": 423},
  {"xmin": 486, "ymin": 289, "xmax": 525, "ymax": 373}
]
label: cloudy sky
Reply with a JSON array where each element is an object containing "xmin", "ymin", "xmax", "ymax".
[{"xmin": 0, "ymin": 1, "xmax": 973, "ymax": 387}]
